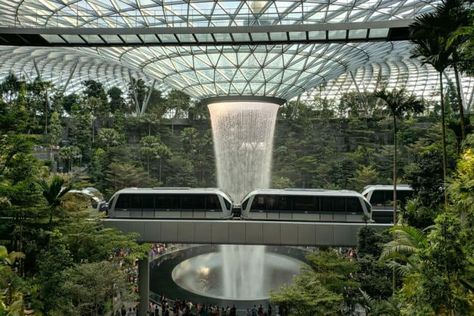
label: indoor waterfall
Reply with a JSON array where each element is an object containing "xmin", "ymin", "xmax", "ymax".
[{"xmin": 208, "ymin": 101, "xmax": 279, "ymax": 299}]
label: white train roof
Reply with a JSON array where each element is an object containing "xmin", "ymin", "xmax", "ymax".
[
  {"xmin": 113, "ymin": 187, "xmax": 232, "ymax": 200},
  {"xmin": 243, "ymin": 188, "xmax": 366, "ymax": 201},
  {"xmin": 362, "ymin": 184, "xmax": 413, "ymax": 195}
]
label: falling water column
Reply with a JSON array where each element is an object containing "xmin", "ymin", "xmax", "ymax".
[
  {"xmin": 208, "ymin": 101, "xmax": 280, "ymax": 202},
  {"xmin": 208, "ymin": 100, "xmax": 280, "ymax": 299}
]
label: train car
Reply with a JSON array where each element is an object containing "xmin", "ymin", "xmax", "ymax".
[
  {"xmin": 107, "ymin": 187, "xmax": 233, "ymax": 219},
  {"xmin": 240, "ymin": 189, "xmax": 372, "ymax": 222},
  {"xmin": 67, "ymin": 187, "xmax": 107, "ymax": 212},
  {"xmin": 361, "ymin": 184, "xmax": 413, "ymax": 223}
]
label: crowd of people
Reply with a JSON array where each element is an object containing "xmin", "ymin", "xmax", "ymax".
[
  {"xmin": 144, "ymin": 295, "xmax": 277, "ymax": 316},
  {"xmin": 150, "ymin": 243, "xmax": 169, "ymax": 259}
]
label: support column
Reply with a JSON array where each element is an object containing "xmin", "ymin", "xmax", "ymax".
[{"xmin": 137, "ymin": 256, "xmax": 150, "ymax": 316}]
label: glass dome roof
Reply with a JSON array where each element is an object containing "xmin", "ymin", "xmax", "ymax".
[
  {"xmin": 0, "ymin": 0, "xmax": 441, "ymax": 28},
  {"xmin": 0, "ymin": 0, "xmax": 472, "ymax": 111}
]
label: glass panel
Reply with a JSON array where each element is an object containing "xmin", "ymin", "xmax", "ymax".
[
  {"xmin": 397, "ymin": 190, "xmax": 413, "ymax": 205},
  {"xmin": 41, "ymin": 34, "xmax": 67, "ymax": 43},
  {"xmin": 308, "ymin": 31, "xmax": 326, "ymax": 40},
  {"xmin": 346, "ymin": 198, "xmax": 363, "ymax": 213},
  {"xmin": 232, "ymin": 33, "xmax": 250, "ymax": 41},
  {"xmin": 205, "ymin": 194, "xmax": 220, "ymax": 210},
  {"xmin": 139, "ymin": 34, "xmax": 160, "ymax": 43},
  {"xmin": 60, "ymin": 34, "xmax": 85, "ymax": 44},
  {"xmin": 289, "ymin": 32, "xmax": 306, "ymax": 40},
  {"xmin": 100, "ymin": 34, "xmax": 123, "ymax": 44},
  {"xmin": 156, "ymin": 194, "xmax": 180, "ymax": 209},
  {"xmin": 176, "ymin": 33, "xmax": 195, "ymax": 42},
  {"xmin": 115, "ymin": 194, "xmax": 131, "ymax": 210},
  {"xmin": 369, "ymin": 28, "xmax": 389, "ymax": 38},
  {"xmin": 158, "ymin": 34, "xmax": 178, "ymax": 43},
  {"xmin": 333, "ymin": 198, "xmax": 345, "ymax": 212},
  {"xmin": 293, "ymin": 196, "xmax": 315, "ymax": 212},
  {"xmin": 348, "ymin": 29, "xmax": 367, "ymax": 39},
  {"xmin": 181, "ymin": 194, "xmax": 206, "ymax": 210},
  {"xmin": 213, "ymin": 33, "xmax": 232, "ymax": 42},
  {"xmin": 80, "ymin": 34, "xmax": 104, "ymax": 44},
  {"xmin": 270, "ymin": 32, "xmax": 287, "ymax": 41},
  {"xmin": 371, "ymin": 190, "xmax": 393, "ymax": 207},
  {"xmin": 370, "ymin": 190, "xmax": 386, "ymax": 206},
  {"xmin": 250, "ymin": 195, "xmax": 266, "ymax": 210},
  {"xmin": 194, "ymin": 33, "xmax": 214, "ymax": 42},
  {"xmin": 328, "ymin": 30, "xmax": 346, "ymax": 40},
  {"xmin": 121, "ymin": 34, "xmax": 142, "ymax": 44},
  {"xmin": 141, "ymin": 194, "xmax": 155, "ymax": 211},
  {"xmin": 129, "ymin": 194, "xmax": 142, "ymax": 210},
  {"xmin": 321, "ymin": 197, "xmax": 332, "ymax": 212},
  {"xmin": 251, "ymin": 33, "xmax": 269, "ymax": 41}
]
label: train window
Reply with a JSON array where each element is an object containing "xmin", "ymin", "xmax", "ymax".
[
  {"xmin": 321, "ymin": 197, "xmax": 332, "ymax": 212},
  {"xmin": 346, "ymin": 197, "xmax": 363, "ymax": 213},
  {"xmin": 397, "ymin": 190, "xmax": 413, "ymax": 205},
  {"xmin": 241, "ymin": 198, "xmax": 249, "ymax": 210},
  {"xmin": 270, "ymin": 195, "xmax": 290, "ymax": 212},
  {"xmin": 293, "ymin": 196, "xmax": 315, "ymax": 212},
  {"xmin": 370, "ymin": 190, "xmax": 392, "ymax": 206},
  {"xmin": 115, "ymin": 194, "xmax": 131, "ymax": 210},
  {"xmin": 129, "ymin": 194, "xmax": 142, "ymax": 210},
  {"xmin": 181, "ymin": 194, "xmax": 206, "ymax": 210},
  {"xmin": 264, "ymin": 195, "xmax": 278, "ymax": 211},
  {"xmin": 206, "ymin": 195, "xmax": 220, "ymax": 210},
  {"xmin": 156, "ymin": 194, "xmax": 180, "ymax": 209},
  {"xmin": 333, "ymin": 198, "xmax": 345, "ymax": 212},
  {"xmin": 224, "ymin": 199, "xmax": 231, "ymax": 211},
  {"xmin": 141, "ymin": 194, "xmax": 154, "ymax": 211},
  {"xmin": 365, "ymin": 201, "xmax": 371, "ymax": 214},
  {"xmin": 250, "ymin": 195, "xmax": 266, "ymax": 210}
]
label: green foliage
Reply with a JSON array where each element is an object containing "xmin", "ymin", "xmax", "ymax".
[
  {"xmin": 0, "ymin": 245, "xmax": 25, "ymax": 315},
  {"xmin": 167, "ymin": 89, "xmax": 190, "ymax": 119},
  {"xmin": 97, "ymin": 128, "xmax": 124, "ymax": 148},
  {"xmin": 349, "ymin": 166, "xmax": 380, "ymax": 192},
  {"xmin": 59, "ymin": 261, "xmax": 136, "ymax": 316},
  {"xmin": 105, "ymin": 162, "xmax": 158, "ymax": 195},
  {"xmin": 271, "ymin": 250, "xmax": 359, "ymax": 315},
  {"xmin": 381, "ymin": 146, "xmax": 474, "ymax": 315}
]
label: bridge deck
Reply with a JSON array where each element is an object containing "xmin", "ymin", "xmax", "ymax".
[{"xmin": 103, "ymin": 219, "xmax": 392, "ymax": 246}]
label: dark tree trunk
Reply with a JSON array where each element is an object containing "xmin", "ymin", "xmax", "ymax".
[
  {"xmin": 393, "ymin": 116, "xmax": 398, "ymax": 224},
  {"xmin": 453, "ymin": 61, "xmax": 466, "ymax": 141},
  {"xmin": 440, "ymin": 71, "xmax": 448, "ymax": 208}
]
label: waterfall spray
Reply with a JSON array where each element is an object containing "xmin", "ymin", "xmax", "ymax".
[{"xmin": 208, "ymin": 101, "xmax": 279, "ymax": 299}]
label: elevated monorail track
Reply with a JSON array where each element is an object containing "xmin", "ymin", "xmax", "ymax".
[{"xmin": 103, "ymin": 218, "xmax": 392, "ymax": 246}]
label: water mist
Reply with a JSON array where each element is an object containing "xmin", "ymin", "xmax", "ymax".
[{"xmin": 208, "ymin": 101, "xmax": 279, "ymax": 299}]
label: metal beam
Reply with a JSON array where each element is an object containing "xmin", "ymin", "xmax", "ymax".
[
  {"xmin": 103, "ymin": 219, "xmax": 392, "ymax": 247},
  {"xmin": 0, "ymin": 20, "xmax": 413, "ymax": 47}
]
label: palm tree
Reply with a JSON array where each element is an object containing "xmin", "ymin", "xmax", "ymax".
[
  {"xmin": 374, "ymin": 88, "xmax": 424, "ymax": 224},
  {"xmin": 38, "ymin": 175, "xmax": 72, "ymax": 226},
  {"xmin": 440, "ymin": 0, "xmax": 470, "ymax": 140},
  {"xmin": 410, "ymin": 0, "xmax": 470, "ymax": 206},
  {"xmin": 411, "ymin": 13, "xmax": 452, "ymax": 207}
]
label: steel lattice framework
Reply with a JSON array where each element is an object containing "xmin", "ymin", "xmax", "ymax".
[{"xmin": 0, "ymin": 0, "xmax": 472, "ymax": 111}]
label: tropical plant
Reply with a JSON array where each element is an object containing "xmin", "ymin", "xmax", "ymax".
[
  {"xmin": 271, "ymin": 250, "xmax": 360, "ymax": 315},
  {"xmin": 374, "ymin": 88, "xmax": 424, "ymax": 222},
  {"xmin": 411, "ymin": 8, "xmax": 452, "ymax": 207},
  {"xmin": 410, "ymin": 0, "xmax": 470, "ymax": 205},
  {"xmin": 380, "ymin": 224, "xmax": 428, "ymax": 275},
  {"xmin": 38, "ymin": 175, "xmax": 72, "ymax": 226}
]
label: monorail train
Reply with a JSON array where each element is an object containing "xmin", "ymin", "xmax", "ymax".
[
  {"xmin": 67, "ymin": 187, "xmax": 107, "ymax": 212},
  {"xmin": 240, "ymin": 189, "xmax": 372, "ymax": 222},
  {"xmin": 107, "ymin": 188, "xmax": 233, "ymax": 219},
  {"xmin": 361, "ymin": 184, "xmax": 413, "ymax": 223}
]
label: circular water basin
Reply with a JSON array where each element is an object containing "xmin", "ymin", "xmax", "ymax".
[{"xmin": 171, "ymin": 250, "xmax": 304, "ymax": 301}]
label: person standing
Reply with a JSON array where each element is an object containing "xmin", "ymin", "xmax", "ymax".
[{"xmin": 230, "ymin": 305, "xmax": 236, "ymax": 316}]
